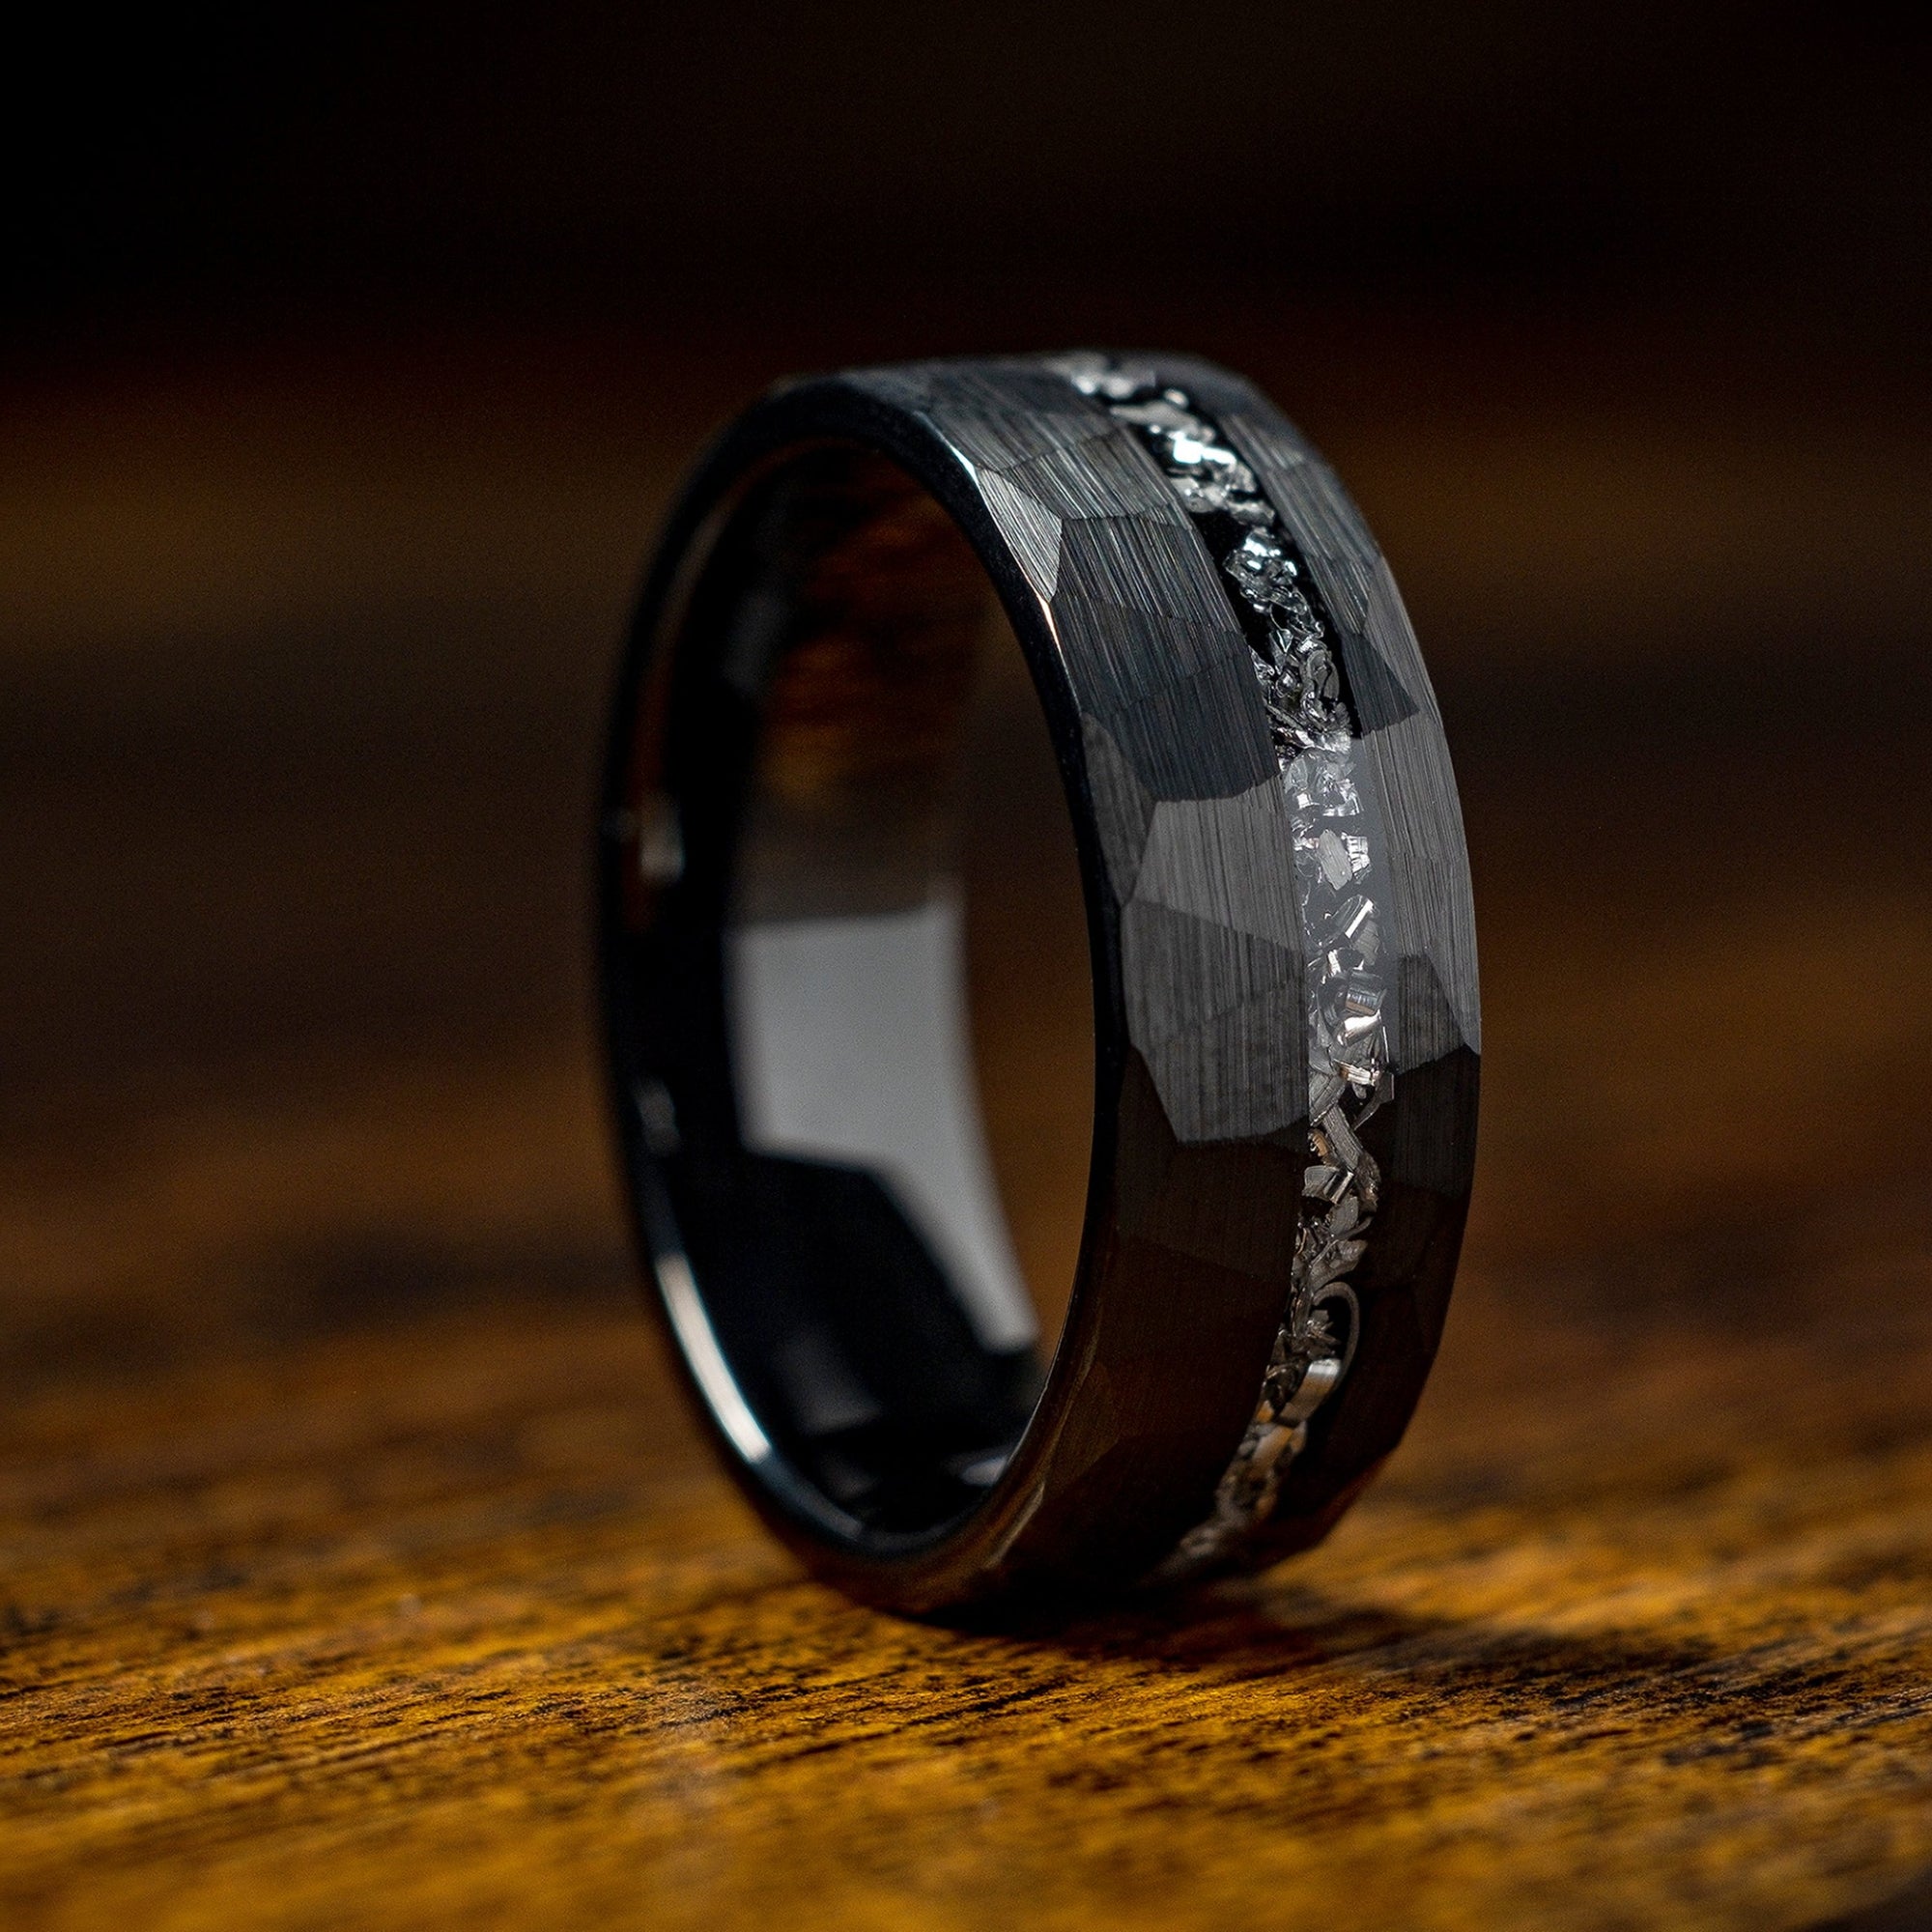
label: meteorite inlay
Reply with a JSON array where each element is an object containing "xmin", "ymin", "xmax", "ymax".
[{"xmin": 1048, "ymin": 353, "xmax": 1383, "ymax": 1575}]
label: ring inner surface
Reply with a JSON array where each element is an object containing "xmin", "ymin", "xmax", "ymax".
[{"xmin": 672, "ymin": 444, "xmax": 1091, "ymax": 1536}]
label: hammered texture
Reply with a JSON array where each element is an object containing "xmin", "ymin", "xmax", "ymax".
[
  {"xmin": 850, "ymin": 363, "xmax": 1301, "ymax": 1165},
  {"xmin": 848, "ymin": 353, "xmax": 1478, "ymax": 1575}
]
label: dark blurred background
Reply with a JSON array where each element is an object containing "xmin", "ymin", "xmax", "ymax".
[
  {"xmin": 2, "ymin": 1, "xmax": 1928, "ymax": 1365},
  {"xmin": 12, "ymin": 2, "xmax": 1930, "ymax": 342}
]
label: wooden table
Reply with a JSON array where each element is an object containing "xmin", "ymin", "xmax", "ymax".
[{"xmin": 4, "ymin": 329, "xmax": 1931, "ymax": 1929}]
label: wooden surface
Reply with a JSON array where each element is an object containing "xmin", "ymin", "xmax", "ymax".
[{"xmin": 5, "ymin": 331, "xmax": 1932, "ymax": 1929}]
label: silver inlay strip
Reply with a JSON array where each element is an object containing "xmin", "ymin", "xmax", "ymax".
[{"xmin": 1048, "ymin": 354, "xmax": 1385, "ymax": 1576}]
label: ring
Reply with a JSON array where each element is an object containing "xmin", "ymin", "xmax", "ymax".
[{"xmin": 598, "ymin": 352, "xmax": 1479, "ymax": 1612}]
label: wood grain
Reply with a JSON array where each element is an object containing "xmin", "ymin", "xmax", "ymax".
[
  {"xmin": 12, "ymin": 1051, "xmax": 1932, "ymax": 1932},
  {"xmin": 4, "ymin": 338, "xmax": 1932, "ymax": 1930}
]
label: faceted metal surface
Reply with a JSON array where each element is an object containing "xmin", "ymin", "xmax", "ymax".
[
  {"xmin": 1038, "ymin": 354, "xmax": 1387, "ymax": 1571},
  {"xmin": 599, "ymin": 352, "xmax": 1479, "ymax": 1608}
]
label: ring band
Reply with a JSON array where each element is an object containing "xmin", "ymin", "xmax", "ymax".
[{"xmin": 598, "ymin": 352, "xmax": 1479, "ymax": 1611}]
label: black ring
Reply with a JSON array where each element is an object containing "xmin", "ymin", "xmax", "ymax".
[{"xmin": 597, "ymin": 352, "xmax": 1479, "ymax": 1612}]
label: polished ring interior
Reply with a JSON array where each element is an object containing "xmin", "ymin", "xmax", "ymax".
[{"xmin": 599, "ymin": 355, "xmax": 1479, "ymax": 1613}]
